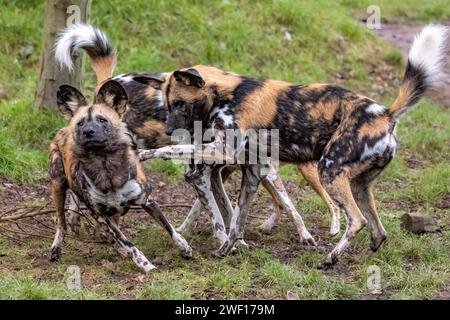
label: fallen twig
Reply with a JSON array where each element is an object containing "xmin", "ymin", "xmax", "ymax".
[
  {"xmin": 0, "ymin": 225, "xmax": 54, "ymax": 240},
  {"xmin": 0, "ymin": 209, "xmax": 55, "ymax": 222}
]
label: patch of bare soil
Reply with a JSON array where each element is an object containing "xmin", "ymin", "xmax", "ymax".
[{"xmin": 373, "ymin": 22, "xmax": 450, "ymax": 107}]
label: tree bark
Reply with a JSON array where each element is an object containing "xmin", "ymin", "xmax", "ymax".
[{"xmin": 34, "ymin": 0, "xmax": 92, "ymax": 109}]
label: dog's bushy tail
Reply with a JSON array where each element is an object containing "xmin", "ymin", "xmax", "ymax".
[
  {"xmin": 55, "ymin": 24, "xmax": 116, "ymax": 84},
  {"xmin": 389, "ymin": 24, "xmax": 448, "ymax": 119}
]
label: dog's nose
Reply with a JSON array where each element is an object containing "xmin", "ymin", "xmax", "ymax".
[
  {"xmin": 83, "ymin": 129, "xmax": 95, "ymax": 138},
  {"xmin": 165, "ymin": 129, "xmax": 173, "ymax": 136}
]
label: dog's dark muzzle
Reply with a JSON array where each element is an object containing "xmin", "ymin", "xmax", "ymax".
[{"xmin": 79, "ymin": 123, "xmax": 107, "ymax": 148}]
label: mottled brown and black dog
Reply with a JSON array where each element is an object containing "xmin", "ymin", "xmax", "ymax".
[
  {"xmin": 49, "ymin": 77, "xmax": 192, "ymax": 273},
  {"xmin": 55, "ymin": 24, "xmax": 343, "ymax": 251},
  {"xmin": 151, "ymin": 25, "xmax": 448, "ymax": 267}
]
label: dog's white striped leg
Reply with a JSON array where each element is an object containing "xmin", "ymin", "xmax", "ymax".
[
  {"xmin": 216, "ymin": 165, "xmax": 261, "ymax": 255},
  {"xmin": 177, "ymin": 165, "xmax": 234, "ymax": 234},
  {"xmin": 97, "ymin": 216, "xmax": 156, "ymax": 273},
  {"xmin": 185, "ymin": 166, "xmax": 230, "ymax": 248}
]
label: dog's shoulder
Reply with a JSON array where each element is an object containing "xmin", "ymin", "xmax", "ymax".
[{"xmin": 49, "ymin": 127, "xmax": 75, "ymax": 188}]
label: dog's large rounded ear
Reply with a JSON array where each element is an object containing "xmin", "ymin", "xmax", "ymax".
[
  {"xmin": 95, "ymin": 79, "xmax": 128, "ymax": 116},
  {"xmin": 57, "ymin": 85, "xmax": 88, "ymax": 120},
  {"xmin": 133, "ymin": 72, "xmax": 167, "ymax": 89},
  {"xmin": 173, "ymin": 68, "xmax": 205, "ymax": 88}
]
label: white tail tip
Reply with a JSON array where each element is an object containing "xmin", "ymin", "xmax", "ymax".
[{"xmin": 408, "ymin": 24, "xmax": 449, "ymax": 84}]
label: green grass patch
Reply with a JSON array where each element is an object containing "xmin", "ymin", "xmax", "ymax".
[
  {"xmin": 0, "ymin": 98, "xmax": 65, "ymax": 182},
  {"xmin": 0, "ymin": 274, "xmax": 104, "ymax": 300}
]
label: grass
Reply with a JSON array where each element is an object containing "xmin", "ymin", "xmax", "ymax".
[
  {"xmin": 0, "ymin": 98, "xmax": 65, "ymax": 181},
  {"xmin": 0, "ymin": 0, "xmax": 449, "ymax": 300}
]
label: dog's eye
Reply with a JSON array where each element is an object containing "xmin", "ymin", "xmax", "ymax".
[
  {"xmin": 98, "ymin": 117, "xmax": 107, "ymax": 123},
  {"xmin": 77, "ymin": 121, "xmax": 84, "ymax": 127}
]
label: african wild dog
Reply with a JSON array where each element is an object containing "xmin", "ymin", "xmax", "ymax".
[
  {"xmin": 148, "ymin": 25, "xmax": 448, "ymax": 266},
  {"xmin": 49, "ymin": 77, "xmax": 192, "ymax": 273},
  {"xmin": 55, "ymin": 24, "xmax": 341, "ymax": 251}
]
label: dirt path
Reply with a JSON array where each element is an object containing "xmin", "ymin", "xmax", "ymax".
[{"xmin": 374, "ymin": 22, "xmax": 450, "ymax": 107}]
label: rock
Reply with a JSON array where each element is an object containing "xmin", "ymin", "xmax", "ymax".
[
  {"xmin": 286, "ymin": 291, "xmax": 299, "ymax": 300},
  {"xmin": 284, "ymin": 31, "xmax": 292, "ymax": 42},
  {"xmin": 401, "ymin": 212, "xmax": 440, "ymax": 234},
  {"xmin": 19, "ymin": 45, "xmax": 33, "ymax": 60}
]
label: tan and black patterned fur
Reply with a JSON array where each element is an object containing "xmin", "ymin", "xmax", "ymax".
[
  {"xmin": 49, "ymin": 80, "xmax": 192, "ymax": 273},
  {"xmin": 162, "ymin": 25, "xmax": 448, "ymax": 266},
  {"xmin": 55, "ymin": 24, "xmax": 341, "ymax": 250}
]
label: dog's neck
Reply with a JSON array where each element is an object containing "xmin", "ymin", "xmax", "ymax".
[{"xmin": 73, "ymin": 145, "xmax": 137, "ymax": 193}]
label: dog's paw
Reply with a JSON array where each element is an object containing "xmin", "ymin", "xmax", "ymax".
[
  {"xmin": 258, "ymin": 221, "xmax": 275, "ymax": 234},
  {"xmin": 172, "ymin": 232, "xmax": 193, "ymax": 258},
  {"xmin": 317, "ymin": 255, "xmax": 337, "ymax": 270},
  {"xmin": 141, "ymin": 261, "xmax": 157, "ymax": 273},
  {"xmin": 213, "ymin": 241, "xmax": 232, "ymax": 258},
  {"xmin": 329, "ymin": 223, "xmax": 340, "ymax": 237},
  {"xmin": 299, "ymin": 229, "xmax": 317, "ymax": 246}
]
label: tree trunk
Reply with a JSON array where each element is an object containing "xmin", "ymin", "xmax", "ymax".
[{"xmin": 34, "ymin": 0, "xmax": 92, "ymax": 109}]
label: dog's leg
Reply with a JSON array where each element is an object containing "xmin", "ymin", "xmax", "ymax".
[
  {"xmin": 298, "ymin": 162, "xmax": 341, "ymax": 236},
  {"xmin": 216, "ymin": 165, "xmax": 261, "ymax": 255},
  {"xmin": 215, "ymin": 166, "xmax": 248, "ymax": 249},
  {"xmin": 96, "ymin": 215, "xmax": 156, "ymax": 273},
  {"xmin": 176, "ymin": 165, "xmax": 235, "ymax": 233},
  {"xmin": 142, "ymin": 199, "xmax": 192, "ymax": 257},
  {"xmin": 176, "ymin": 199, "xmax": 203, "ymax": 233},
  {"xmin": 66, "ymin": 191, "xmax": 81, "ymax": 235},
  {"xmin": 49, "ymin": 182, "xmax": 67, "ymax": 262},
  {"xmin": 210, "ymin": 166, "xmax": 235, "ymax": 227},
  {"xmin": 49, "ymin": 145, "xmax": 68, "ymax": 262},
  {"xmin": 260, "ymin": 171, "xmax": 316, "ymax": 246},
  {"xmin": 317, "ymin": 173, "xmax": 367, "ymax": 269},
  {"xmin": 258, "ymin": 178, "xmax": 284, "ymax": 233},
  {"xmin": 185, "ymin": 166, "xmax": 229, "ymax": 248},
  {"xmin": 351, "ymin": 180, "xmax": 387, "ymax": 252}
]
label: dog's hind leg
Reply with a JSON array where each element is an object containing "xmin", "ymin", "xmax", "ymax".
[
  {"xmin": 142, "ymin": 199, "xmax": 192, "ymax": 257},
  {"xmin": 260, "ymin": 168, "xmax": 316, "ymax": 246},
  {"xmin": 258, "ymin": 178, "xmax": 283, "ymax": 233},
  {"xmin": 317, "ymin": 172, "xmax": 367, "ymax": 269},
  {"xmin": 298, "ymin": 162, "xmax": 341, "ymax": 236},
  {"xmin": 96, "ymin": 215, "xmax": 156, "ymax": 273},
  {"xmin": 350, "ymin": 169, "xmax": 387, "ymax": 252}
]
